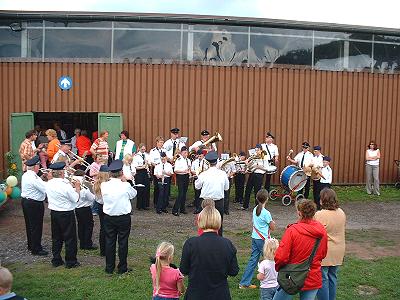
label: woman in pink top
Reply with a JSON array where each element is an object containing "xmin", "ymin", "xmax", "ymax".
[{"xmin": 150, "ymin": 242, "xmax": 185, "ymax": 300}]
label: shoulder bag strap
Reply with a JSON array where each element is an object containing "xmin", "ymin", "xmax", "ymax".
[{"xmin": 307, "ymin": 238, "xmax": 321, "ymax": 267}]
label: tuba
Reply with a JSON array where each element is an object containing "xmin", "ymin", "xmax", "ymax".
[{"xmin": 189, "ymin": 132, "xmax": 223, "ymax": 159}]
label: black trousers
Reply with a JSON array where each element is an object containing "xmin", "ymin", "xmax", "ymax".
[
  {"xmin": 243, "ymin": 173, "xmax": 264, "ymax": 209},
  {"xmin": 313, "ymin": 180, "xmax": 322, "ymax": 210},
  {"xmin": 21, "ymin": 198, "xmax": 45, "ymax": 253},
  {"xmin": 173, "ymin": 174, "xmax": 189, "ymax": 214},
  {"xmin": 214, "ymin": 199, "xmax": 224, "ymax": 236},
  {"xmin": 264, "ymin": 173, "xmax": 273, "ymax": 191},
  {"xmin": 234, "ymin": 173, "xmax": 245, "ymax": 203},
  {"xmin": 320, "ymin": 183, "xmax": 332, "ymax": 194},
  {"xmin": 193, "ymin": 181, "xmax": 201, "ymax": 211},
  {"xmin": 104, "ymin": 213, "xmax": 131, "ymax": 273},
  {"xmin": 299, "ymin": 176, "xmax": 311, "ymax": 198},
  {"xmin": 156, "ymin": 177, "xmax": 171, "ymax": 212},
  {"xmin": 135, "ymin": 169, "xmax": 150, "ymax": 209},
  {"xmin": 224, "ymin": 178, "xmax": 232, "ymax": 214},
  {"xmin": 50, "ymin": 210, "xmax": 78, "ymax": 267},
  {"xmin": 75, "ymin": 206, "xmax": 94, "ymax": 249},
  {"xmin": 98, "ymin": 203, "xmax": 106, "ymax": 256},
  {"xmin": 152, "ymin": 173, "xmax": 159, "ymax": 206}
]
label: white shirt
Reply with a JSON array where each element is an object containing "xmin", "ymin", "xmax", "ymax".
[
  {"xmin": 195, "ymin": 166, "xmax": 229, "ymax": 200},
  {"xmin": 59, "ymin": 129, "xmax": 67, "ymax": 140},
  {"xmin": 149, "ymin": 147, "xmax": 166, "ymax": 165},
  {"xmin": 294, "ymin": 151, "xmax": 314, "ymax": 168},
  {"xmin": 115, "ymin": 139, "xmax": 135, "ymax": 160},
  {"xmin": 163, "ymin": 138, "xmax": 186, "ymax": 159},
  {"xmin": 154, "ymin": 162, "xmax": 174, "ymax": 178},
  {"xmin": 174, "ymin": 156, "xmax": 191, "ymax": 173},
  {"xmin": 76, "ymin": 188, "xmax": 95, "ymax": 208},
  {"xmin": 46, "ymin": 178, "xmax": 80, "ymax": 211},
  {"xmin": 258, "ymin": 259, "xmax": 278, "ymax": 289},
  {"xmin": 21, "ymin": 170, "xmax": 47, "ymax": 201},
  {"xmin": 261, "ymin": 143, "xmax": 279, "ymax": 160},
  {"xmin": 189, "ymin": 140, "xmax": 217, "ymax": 152},
  {"xmin": 366, "ymin": 149, "xmax": 380, "ymax": 166},
  {"xmin": 71, "ymin": 136, "xmax": 78, "ymax": 154},
  {"xmin": 101, "ymin": 178, "xmax": 137, "ymax": 216},
  {"xmin": 320, "ymin": 165, "xmax": 333, "ymax": 184},
  {"xmin": 132, "ymin": 152, "xmax": 150, "ymax": 169},
  {"xmin": 51, "ymin": 150, "xmax": 70, "ymax": 164},
  {"xmin": 123, "ymin": 163, "xmax": 136, "ymax": 180},
  {"xmin": 312, "ymin": 154, "xmax": 324, "ymax": 168}
]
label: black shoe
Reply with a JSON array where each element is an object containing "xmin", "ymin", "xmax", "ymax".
[
  {"xmin": 105, "ymin": 269, "xmax": 114, "ymax": 274},
  {"xmin": 32, "ymin": 249, "xmax": 48, "ymax": 256},
  {"xmin": 65, "ymin": 262, "xmax": 81, "ymax": 269},
  {"xmin": 172, "ymin": 212, "xmax": 179, "ymax": 217},
  {"xmin": 143, "ymin": 207, "xmax": 150, "ymax": 210},
  {"xmin": 137, "ymin": 208, "xmax": 142, "ymax": 211},
  {"xmin": 162, "ymin": 209, "xmax": 169, "ymax": 213},
  {"xmin": 224, "ymin": 211, "xmax": 230, "ymax": 215},
  {"xmin": 100, "ymin": 253, "xmax": 106, "ymax": 257},
  {"xmin": 156, "ymin": 210, "xmax": 162, "ymax": 214},
  {"xmin": 52, "ymin": 261, "xmax": 64, "ymax": 268},
  {"xmin": 117, "ymin": 268, "xmax": 132, "ymax": 274},
  {"xmin": 180, "ymin": 211, "xmax": 187, "ymax": 214},
  {"xmin": 86, "ymin": 245, "xmax": 98, "ymax": 250}
]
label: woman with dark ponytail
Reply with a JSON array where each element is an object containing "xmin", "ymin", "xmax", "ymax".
[{"xmin": 239, "ymin": 189, "xmax": 276, "ymax": 289}]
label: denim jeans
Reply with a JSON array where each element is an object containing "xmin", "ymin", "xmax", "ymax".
[
  {"xmin": 273, "ymin": 287, "xmax": 318, "ymax": 300},
  {"xmin": 239, "ymin": 238, "xmax": 265, "ymax": 286},
  {"xmin": 153, "ymin": 296, "xmax": 178, "ymax": 300},
  {"xmin": 261, "ymin": 286, "xmax": 278, "ymax": 300},
  {"xmin": 317, "ymin": 266, "xmax": 339, "ymax": 300}
]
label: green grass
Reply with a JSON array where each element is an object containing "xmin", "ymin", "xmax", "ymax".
[{"xmin": 346, "ymin": 229, "xmax": 398, "ymax": 247}]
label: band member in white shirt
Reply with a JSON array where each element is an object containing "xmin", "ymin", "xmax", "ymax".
[
  {"xmin": 195, "ymin": 151, "xmax": 229, "ymax": 236},
  {"xmin": 46, "ymin": 161, "xmax": 81, "ymax": 268},
  {"xmin": 122, "ymin": 154, "xmax": 136, "ymax": 186},
  {"xmin": 219, "ymin": 151, "xmax": 236, "ymax": 215},
  {"xmin": 115, "ymin": 130, "xmax": 136, "ymax": 161},
  {"xmin": 261, "ymin": 132, "xmax": 279, "ymax": 191},
  {"xmin": 189, "ymin": 130, "xmax": 217, "ymax": 153},
  {"xmin": 21, "ymin": 156, "xmax": 48, "ymax": 256},
  {"xmin": 73, "ymin": 169, "xmax": 97, "ymax": 250},
  {"xmin": 234, "ymin": 151, "xmax": 247, "ymax": 205},
  {"xmin": 154, "ymin": 152, "xmax": 174, "ymax": 214},
  {"xmin": 149, "ymin": 136, "xmax": 165, "ymax": 206},
  {"xmin": 241, "ymin": 144, "xmax": 268, "ymax": 210},
  {"xmin": 312, "ymin": 145, "xmax": 324, "ymax": 209},
  {"xmin": 133, "ymin": 143, "xmax": 151, "ymax": 210},
  {"xmin": 287, "ymin": 142, "xmax": 314, "ymax": 198},
  {"xmin": 172, "ymin": 146, "xmax": 191, "ymax": 216},
  {"xmin": 101, "ymin": 160, "xmax": 137, "ymax": 274},
  {"xmin": 191, "ymin": 149, "xmax": 207, "ymax": 214},
  {"xmin": 320, "ymin": 156, "xmax": 333, "ymax": 191},
  {"xmin": 163, "ymin": 128, "xmax": 186, "ymax": 162}
]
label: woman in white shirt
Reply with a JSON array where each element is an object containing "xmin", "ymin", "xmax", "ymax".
[{"xmin": 365, "ymin": 141, "xmax": 381, "ymax": 196}]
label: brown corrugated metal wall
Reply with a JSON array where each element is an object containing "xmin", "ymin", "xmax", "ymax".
[{"xmin": 1, "ymin": 62, "xmax": 399, "ymax": 184}]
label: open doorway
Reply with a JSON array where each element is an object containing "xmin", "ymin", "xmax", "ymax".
[{"xmin": 34, "ymin": 112, "xmax": 98, "ymax": 140}]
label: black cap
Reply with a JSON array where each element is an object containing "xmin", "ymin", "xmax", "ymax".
[
  {"xmin": 266, "ymin": 131, "xmax": 275, "ymax": 139},
  {"xmin": 25, "ymin": 155, "xmax": 40, "ymax": 166},
  {"xmin": 255, "ymin": 144, "xmax": 262, "ymax": 149},
  {"xmin": 109, "ymin": 160, "xmax": 123, "ymax": 173},
  {"xmin": 99, "ymin": 165, "xmax": 109, "ymax": 172},
  {"xmin": 170, "ymin": 128, "xmax": 180, "ymax": 134},
  {"xmin": 239, "ymin": 151, "xmax": 246, "ymax": 156},
  {"xmin": 160, "ymin": 152, "xmax": 167, "ymax": 158},
  {"xmin": 205, "ymin": 151, "xmax": 218, "ymax": 163},
  {"xmin": 196, "ymin": 149, "xmax": 203, "ymax": 155},
  {"xmin": 302, "ymin": 142, "xmax": 310, "ymax": 148},
  {"xmin": 181, "ymin": 146, "xmax": 188, "ymax": 152},
  {"xmin": 49, "ymin": 161, "xmax": 66, "ymax": 170},
  {"xmin": 201, "ymin": 130, "xmax": 210, "ymax": 136},
  {"xmin": 313, "ymin": 145, "xmax": 321, "ymax": 151},
  {"xmin": 323, "ymin": 156, "xmax": 331, "ymax": 162}
]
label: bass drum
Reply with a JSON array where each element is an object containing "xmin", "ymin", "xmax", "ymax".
[{"xmin": 280, "ymin": 165, "xmax": 307, "ymax": 192}]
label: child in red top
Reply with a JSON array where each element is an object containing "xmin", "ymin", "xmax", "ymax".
[
  {"xmin": 150, "ymin": 242, "xmax": 185, "ymax": 300},
  {"xmin": 195, "ymin": 199, "xmax": 216, "ymax": 236}
]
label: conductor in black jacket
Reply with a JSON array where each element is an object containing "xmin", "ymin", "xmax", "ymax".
[{"xmin": 180, "ymin": 206, "xmax": 239, "ymax": 300}]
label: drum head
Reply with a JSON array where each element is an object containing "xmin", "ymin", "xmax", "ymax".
[
  {"xmin": 288, "ymin": 170, "xmax": 307, "ymax": 192},
  {"xmin": 265, "ymin": 165, "xmax": 277, "ymax": 175}
]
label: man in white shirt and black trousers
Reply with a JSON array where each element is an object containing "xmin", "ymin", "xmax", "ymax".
[
  {"xmin": 46, "ymin": 161, "xmax": 81, "ymax": 268},
  {"xmin": 261, "ymin": 131, "xmax": 279, "ymax": 191},
  {"xmin": 164, "ymin": 128, "xmax": 186, "ymax": 162},
  {"xmin": 195, "ymin": 151, "xmax": 229, "ymax": 236},
  {"xmin": 101, "ymin": 160, "xmax": 137, "ymax": 274},
  {"xmin": 173, "ymin": 146, "xmax": 191, "ymax": 216},
  {"xmin": 154, "ymin": 152, "xmax": 174, "ymax": 214},
  {"xmin": 21, "ymin": 155, "xmax": 48, "ymax": 256}
]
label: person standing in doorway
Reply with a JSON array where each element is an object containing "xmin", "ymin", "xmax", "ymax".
[
  {"xmin": 19, "ymin": 129, "xmax": 40, "ymax": 172},
  {"xmin": 115, "ymin": 130, "xmax": 136, "ymax": 161},
  {"xmin": 70, "ymin": 128, "xmax": 81, "ymax": 155},
  {"xmin": 90, "ymin": 130, "xmax": 109, "ymax": 165},
  {"xmin": 45, "ymin": 129, "xmax": 60, "ymax": 164},
  {"xmin": 365, "ymin": 141, "xmax": 381, "ymax": 196},
  {"xmin": 54, "ymin": 122, "xmax": 67, "ymax": 141}
]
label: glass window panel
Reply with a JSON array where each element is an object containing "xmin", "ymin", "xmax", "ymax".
[
  {"xmin": 374, "ymin": 35, "xmax": 400, "ymax": 43},
  {"xmin": 0, "ymin": 28, "xmax": 21, "ymax": 57},
  {"xmin": 249, "ymin": 34, "xmax": 312, "ymax": 66},
  {"xmin": 348, "ymin": 41, "xmax": 372, "ymax": 71},
  {"xmin": 27, "ymin": 29, "xmax": 43, "ymax": 58},
  {"xmin": 250, "ymin": 27, "xmax": 312, "ymax": 37},
  {"xmin": 314, "ymin": 30, "xmax": 372, "ymax": 41},
  {"xmin": 373, "ymin": 43, "xmax": 400, "ymax": 73},
  {"xmin": 45, "ymin": 29, "xmax": 111, "ymax": 58},
  {"xmin": 314, "ymin": 39, "xmax": 345, "ymax": 71},
  {"xmin": 192, "ymin": 31, "xmax": 248, "ymax": 64},
  {"xmin": 193, "ymin": 24, "xmax": 248, "ymax": 33},
  {"xmin": 45, "ymin": 20, "xmax": 111, "ymax": 28},
  {"xmin": 114, "ymin": 22, "xmax": 180, "ymax": 29},
  {"xmin": 27, "ymin": 21, "xmax": 43, "ymax": 27},
  {"xmin": 113, "ymin": 29, "xmax": 181, "ymax": 60}
]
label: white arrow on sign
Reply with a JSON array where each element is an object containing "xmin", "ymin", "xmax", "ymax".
[{"xmin": 60, "ymin": 78, "xmax": 71, "ymax": 89}]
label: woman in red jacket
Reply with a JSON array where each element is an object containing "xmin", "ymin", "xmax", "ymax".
[{"xmin": 273, "ymin": 199, "xmax": 328, "ymax": 300}]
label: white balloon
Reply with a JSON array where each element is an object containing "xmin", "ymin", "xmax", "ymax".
[{"xmin": 6, "ymin": 176, "xmax": 18, "ymax": 187}]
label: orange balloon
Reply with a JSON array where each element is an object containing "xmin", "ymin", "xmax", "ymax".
[{"xmin": 5, "ymin": 186, "xmax": 12, "ymax": 196}]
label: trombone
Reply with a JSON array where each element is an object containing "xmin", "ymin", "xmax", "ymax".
[{"xmin": 56, "ymin": 143, "xmax": 92, "ymax": 169}]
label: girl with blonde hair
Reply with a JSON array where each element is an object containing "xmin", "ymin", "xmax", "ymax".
[
  {"xmin": 257, "ymin": 238, "xmax": 279, "ymax": 299},
  {"xmin": 150, "ymin": 242, "xmax": 185, "ymax": 300}
]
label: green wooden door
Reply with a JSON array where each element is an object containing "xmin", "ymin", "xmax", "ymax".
[
  {"xmin": 98, "ymin": 113, "xmax": 123, "ymax": 156},
  {"xmin": 10, "ymin": 112, "xmax": 34, "ymax": 176}
]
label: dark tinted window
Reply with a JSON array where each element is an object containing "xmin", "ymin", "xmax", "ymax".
[
  {"xmin": 314, "ymin": 39, "xmax": 345, "ymax": 71},
  {"xmin": 0, "ymin": 28, "xmax": 21, "ymax": 57},
  {"xmin": 374, "ymin": 43, "xmax": 400, "ymax": 73},
  {"xmin": 27, "ymin": 29, "xmax": 43, "ymax": 58}
]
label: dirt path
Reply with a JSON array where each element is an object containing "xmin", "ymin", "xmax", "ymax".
[{"xmin": 1, "ymin": 200, "xmax": 399, "ymax": 265}]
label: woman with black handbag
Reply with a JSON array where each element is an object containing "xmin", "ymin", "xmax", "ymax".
[{"xmin": 273, "ymin": 199, "xmax": 328, "ymax": 300}]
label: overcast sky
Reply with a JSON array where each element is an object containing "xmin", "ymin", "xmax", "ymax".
[{"xmin": 1, "ymin": 0, "xmax": 400, "ymax": 29}]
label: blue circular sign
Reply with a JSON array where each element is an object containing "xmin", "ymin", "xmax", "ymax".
[{"xmin": 58, "ymin": 76, "xmax": 72, "ymax": 90}]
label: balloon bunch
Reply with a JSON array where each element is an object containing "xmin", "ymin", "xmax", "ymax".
[{"xmin": 0, "ymin": 176, "xmax": 21, "ymax": 210}]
